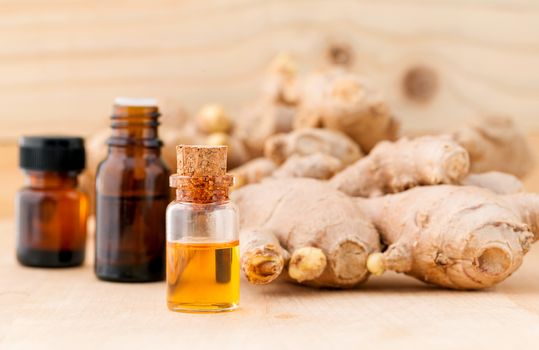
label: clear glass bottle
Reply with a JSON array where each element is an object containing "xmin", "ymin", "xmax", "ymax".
[
  {"xmin": 16, "ymin": 136, "xmax": 87, "ymax": 267},
  {"xmin": 95, "ymin": 98, "xmax": 170, "ymax": 282},
  {"xmin": 166, "ymin": 145, "xmax": 239, "ymax": 313}
]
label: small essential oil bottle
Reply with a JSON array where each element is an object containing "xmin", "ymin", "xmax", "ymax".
[
  {"xmin": 166, "ymin": 145, "xmax": 240, "ymax": 313},
  {"xmin": 95, "ymin": 98, "xmax": 170, "ymax": 282},
  {"xmin": 16, "ymin": 136, "xmax": 88, "ymax": 267}
]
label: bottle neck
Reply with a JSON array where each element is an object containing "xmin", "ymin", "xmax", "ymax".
[
  {"xmin": 108, "ymin": 147, "xmax": 162, "ymax": 157},
  {"xmin": 108, "ymin": 105, "xmax": 162, "ymax": 148},
  {"xmin": 24, "ymin": 171, "xmax": 78, "ymax": 189},
  {"xmin": 171, "ymin": 175, "xmax": 233, "ymax": 204}
]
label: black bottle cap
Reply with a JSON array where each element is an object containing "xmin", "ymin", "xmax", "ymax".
[{"xmin": 19, "ymin": 136, "xmax": 86, "ymax": 172}]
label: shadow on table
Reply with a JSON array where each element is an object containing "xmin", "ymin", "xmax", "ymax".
[{"xmin": 243, "ymin": 271, "xmax": 528, "ymax": 298}]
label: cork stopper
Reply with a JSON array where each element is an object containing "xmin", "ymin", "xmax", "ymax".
[{"xmin": 176, "ymin": 145, "xmax": 227, "ymax": 177}]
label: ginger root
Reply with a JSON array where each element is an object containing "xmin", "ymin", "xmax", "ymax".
[
  {"xmin": 234, "ymin": 54, "xmax": 299, "ymax": 158},
  {"xmin": 230, "ymin": 128, "xmax": 360, "ymax": 188},
  {"xmin": 235, "ymin": 101, "xmax": 296, "ymax": 158},
  {"xmin": 461, "ymin": 172, "xmax": 524, "ymax": 195},
  {"xmin": 161, "ymin": 125, "xmax": 205, "ymax": 170},
  {"xmin": 295, "ymin": 69, "xmax": 400, "ymax": 153},
  {"xmin": 265, "ymin": 128, "xmax": 362, "ymax": 166},
  {"xmin": 230, "ymin": 158, "xmax": 277, "ymax": 188},
  {"xmin": 195, "ymin": 104, "xmax": 232, "ymax": 134},
  {"xmin": 452, "ymin": 115, "xmax": 534, "ymax": 178},
  {"xmin": 288, "ymin": 247, "xmax": 327, "ymax": 282},
  {"xmin": 263, "ymin": 52, "xmax": 300, "ymax": 106},
  {"xmin": 205, "ymin": 132, "xmax": 250, "ymax": 169},
  {"xmin": 232, "ymin": 178, "xmax": 381, "ymax": 288},
  {"xmin": 80, "ymin": 128, "xmax": 110, "ymax": 217},
  {"xmin": 357, "ymin": 185, "xmax": 538, "ymax": 289},
  {"xmin": 273, "ymin": 153, "xmax": 343, "ymax": 180},
  {"xmin": 231, "ymin": 153, "xmax": 344, "ymax": 189},
  {"xmin": 84, "ymin": 128, "xmax": 109, "ymax": 181},
  {"xmin": 182, "ymin": 103, "xmax": 253, "ymax": 169},
  {"xmin": 240, "ymin": 228, "xmax": 290, "ymax": 284},
  {"xmin": 330, "ymin": 136, "xmax": 470, "ymax": 197}
]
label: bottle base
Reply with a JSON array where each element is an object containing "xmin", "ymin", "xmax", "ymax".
[
  {"xmin": 17, "ymin": 248, "xmax": 84, "ymax": 268},
  {"xmin": 95, "ymin": 263, "xmax": 164, "ymax": 283},
  {"xmin": 167, "ymin": 302, "xmax": 238, "ymax": 313}
]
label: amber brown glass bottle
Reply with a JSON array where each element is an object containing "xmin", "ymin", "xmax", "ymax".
[
  {"xmin": 95, "ymin": 98, "xmax": 170, "ymax": 282},
  {"xmin": 17, "ymin": 137, "xmax": 87, "ymax": 267}
]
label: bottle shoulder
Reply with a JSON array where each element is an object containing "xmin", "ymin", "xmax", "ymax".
[
  {"xmin": 96, "ymin": 152, "xmax": 170, "ymax": 195},
  {"xmin": 98, "ymin": 153, "xmax": 169, "ymax": 173},
  {"xmin": 17, "ymin": 186, "xmax": 85, "ymax": 203},
  {"xmin": 167, "ymin": 200, "xmax": 238, "ymax": 212}
]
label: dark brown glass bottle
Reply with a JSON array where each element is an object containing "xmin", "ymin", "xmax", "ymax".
[
  {"xmin": 95, "ymin": 98, "xmax": 170, "ymax": 282},
  {"xmin": 17, "ymin": 137, "xmax": 87, "ymax": 267}
]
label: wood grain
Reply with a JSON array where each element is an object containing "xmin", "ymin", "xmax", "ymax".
[
  {"xmin": 0, "ymin": 145, "xmax": 22, "ymax": 219},
  {"xmin": 524, "ymin": 136, "xmax": 539, "ymax": 193},
  {"xmin": 1, "ymin": 0, "xmax": 539, "ymax": 142},
  {"xmin": 1, "ymin": 218, "xmax": 539, "ymax": 349}
]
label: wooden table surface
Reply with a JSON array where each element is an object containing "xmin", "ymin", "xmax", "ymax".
[
  {"xmin": 1, "ymin": 219, "xmax": 539, "ymax": 350},
  {"xmin": 2, "ymin": 136, "xmax": 539, "ymax": 349}
]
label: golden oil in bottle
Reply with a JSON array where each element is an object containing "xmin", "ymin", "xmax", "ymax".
[
  {"xmin": 166, "ymin": 145, "xmax": 239, "ymax": 313},
  {"xmin": 167, "ymin": 240, "xmax": 239, "ymax": 312}
]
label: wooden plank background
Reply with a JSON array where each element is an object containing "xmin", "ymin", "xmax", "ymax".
[
  {"xmin": 0, "ymin": 0, "xmax": 539, "ymax": 143},
  {"xmin": 1, "ymin": 0, "xmax": 539, "ymax": 217}
]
